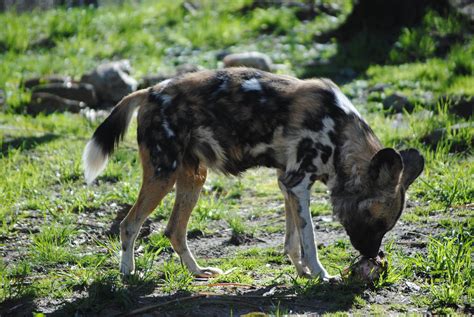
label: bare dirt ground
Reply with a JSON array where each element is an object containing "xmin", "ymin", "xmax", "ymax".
[{"xmin": 2, "ymin": 194, "xmax": 471, "ymax": 316}]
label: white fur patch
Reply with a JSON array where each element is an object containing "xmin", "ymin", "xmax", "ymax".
[
  {"xmin": 249, "ymin": 142, "xmax": 269, "ymax": 156},
  {"xmin": 158, "ymin": 78, "xmax": 172, "ymax": 91},
  {"xmin": 322, "ymin": 116, "xmax": 335, "ymax": 133},
  {"xmin": 83, "ymin": 139, "xmax": 108, "ymax": 185},
  {"xmin": 333, "ymin": 87, "xmax": 362, "ymax": 118},
  {"xmin": 162, "ymin": 119, "xmax": 175, "ymax": 138},
  {"xmin": 242, "ymin": 78, "xmax": 262, "ymax": 92}
]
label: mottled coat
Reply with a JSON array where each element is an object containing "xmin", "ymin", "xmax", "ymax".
[{"xmin": 83, "ymin": 68, "xmax": 424, "ymax": 280}]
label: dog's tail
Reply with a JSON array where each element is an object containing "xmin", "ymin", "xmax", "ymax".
[{"xmin": 83, "ymin": 89, "xmax": 149, "ymax": 184}]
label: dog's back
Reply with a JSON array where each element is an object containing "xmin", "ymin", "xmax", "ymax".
[{"xmin": 136, "ymin": 68, "xmax": 361, "ymax": 179}]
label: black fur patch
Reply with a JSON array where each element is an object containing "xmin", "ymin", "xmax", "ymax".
[
  {"xmin": 297, "ymin": 138, "xmax": 318, "ymax": 172},
  {"xmin": 368, "ymin": 148, "xmax": 402, "ymax": 181},
  {"xmin": 92, "ymin": 105, "xmax": 130, "ymax": 156},
  {"xmin": 302, "ymin": 111, "xmax": 325, "ymax": 131},
  {"xmin": 196, "ymin": 141, "xmax": 217, "ymax": 163},
  {"xmin": 315, "ymin": 143, "xmax": 332, "ymax": 164},
  {"xmin": 139, "ymin": 86, "xmax": 183, "ymax": 177},
  {"xmin": 279, "ymin": 170, "xmax": 305, "ymax": 188}
]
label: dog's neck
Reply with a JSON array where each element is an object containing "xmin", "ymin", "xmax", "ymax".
[{"xmin": 327, "ymin": 117, "xmax": 382, "ymax": 197}]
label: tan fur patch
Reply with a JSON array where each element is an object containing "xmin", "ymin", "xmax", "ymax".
[
  {"xmin": 192, "ymin": 126, "xmax": 227, "ymax": 169},
  {"xmin": 339, "ymin": 122, "xmax": 383, "ymax": 189},
  {"xmin": 289, "ymin": 80, "xmax": 326, "ymax": 127}
]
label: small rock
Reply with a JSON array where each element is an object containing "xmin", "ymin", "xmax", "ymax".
[
  {"xmin": 439, "ymin": 95, "xmax": 473, "ymax": 119},
  {"xmin": 216, "ymin": 49, "xmax": 231, "ymax": 61},
  {"xmin": 383, "ymin": 93, "xmax": 414, "ymax": 113},
  {"xmin": 449, "ymin": 0, "xmax": 474, "ymax": 22},
  {"xmin": 223, "ymin": 51, "xmax": 272, "ymax": 72},
  {"xmin": 391, "ymin": 113, "xmax": 407, "ymax": 130},
  {"xmin": 187, "ymin": 228, "xmax": 205, "ymax": 239},
  {"xmin": 229, "ymin": 232, "xmax": 254, "ymax": 246},
  {"xmin": 452, "ymin": 98, "xmax": 473, "ymax": 118},
  {"xmin": 80, "ymin": 107, "xmax": 110, "ymax": 122},
  {"xmin": 32, "ymin": 82, "xmax": 97, "ymax": 107},
  {"xmin": 421, "ymin": 91, "xmax": 435, "ymax": 104},
  {"xmin": 176, "ymin": 63, "xmax": 201, "ymax": 75},
  {"xmin": 368, "ymin": 83, "xmax": 391, "ymax": 93},
  {"xmin": 29, "ymin": 36, "xmax": 56, "ymax": 50},
  {"xmin": 23, "ymin": 75, "xmax": 71, "ymax": 90},
  {"xmin": 317, "ymin": 216, "xmax": 333, "ymax": 223},
  {"xmin": 421, "ymin": 122, "xmax": 474, "ymax": 152},
  {"xmin": 139, "ymin": 74, "xmax": 171, "ymax": 89},
  {"xmin": 81, "ymin": 60, "xmax": 138, "ymax": 104},
  {"xmin": 139, "ymin": 64, "xmax": 202, "ymax": 89},
  {"xmin": 26, "ymin": 92, "xmax": 84, "ymax": 115},
  {"xmin": 405, "ymin": 281, "xmax": 421, "ymax": 292}
]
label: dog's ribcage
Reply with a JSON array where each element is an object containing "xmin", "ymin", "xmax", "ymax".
[{"xmin": 137, "ymin": 68, "xmax": 365, "ymax": 187}]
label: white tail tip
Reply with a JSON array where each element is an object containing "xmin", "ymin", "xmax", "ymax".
[{"xmin": 83, "ymin": 139, "xmax": 108, "ymax": 185}]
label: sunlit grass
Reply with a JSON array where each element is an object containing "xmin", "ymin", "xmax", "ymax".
[{"xmin": 0, "ymin": 1, "xmax": 472, "ymax": 314}]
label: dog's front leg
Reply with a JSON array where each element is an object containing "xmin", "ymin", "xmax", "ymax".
[
  {"xmin": 278, "ymin": 170, "xmax": 310, "ymax": 276},
  {"xmin": 279, "ymin": 173, "xmax": 333, "ymax": 281},
  {"xmin": 283, "ymin": 196, "xmax": 312, "ymax": 277}
]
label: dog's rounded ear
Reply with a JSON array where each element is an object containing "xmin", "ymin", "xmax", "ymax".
[
  {"xmin": 399, "ymin": 148, "xmax": 424, "ymax": 188},
  {"xmin": 369, "ymin": 148, "xmax": 403, "ymax": 188}
]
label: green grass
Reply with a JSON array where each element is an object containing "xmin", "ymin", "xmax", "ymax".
[
  {"xmin": 388, "ymin": 9, "xmax": 466, "ymax": 64},
  {"xmin": 30, "ymin": 224, "xmax": 78, "ymax": 264},
  {"xmin": 0, "ymin": 1, "xmax": 473, "ymax": 315},
  {"xmin": 0, "ymin": 0, "xmax": 351, "ymax": 112},
  {"xmin": 410, "ymin": 226, "xmax": 473, "ymax": 308}
]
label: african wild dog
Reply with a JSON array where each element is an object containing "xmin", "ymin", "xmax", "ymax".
[{"xmin": 83, "ymin": 68, "xmax": 424, "ymax": 281}]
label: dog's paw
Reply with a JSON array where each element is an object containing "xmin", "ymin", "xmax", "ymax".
[
  {"xmin": 120, "ymin": 265, "xmax": 134, "ymax": 276},
  {"xmin": 193, "ymin": 266, "xmax": 224, "ymax": 278},
  {"xmin": 296, "ymin": 266, "xmax": 312, "ymax": 278},
  {"xmin": 304, "ymin": 268, "xmax": 342, "ymax": 283},
  {"xmin": 120, "ymin": 250, "xmax": 135, "ymax": 275},
  {"xmin": 321, "ymin": 274, "xmax": 342, "ymax": 283},
  {"xmin": 119, "ymin": 261, "xmax": 135, "ymax": 276}
]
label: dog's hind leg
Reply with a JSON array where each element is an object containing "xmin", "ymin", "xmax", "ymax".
[
  {"xmin": 165, "ymin": 164, "xmax": 223, "ymax": 278},
  {"xmin": 120, "ymin": 146, "xmax": 177, "ymax": 275},
  {"xmin": 278, "ymin": 170, "xmax": 310, "ymax": 277}
]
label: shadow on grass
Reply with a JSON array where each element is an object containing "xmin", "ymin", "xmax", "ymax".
[
  {"xmin": 303, "ymin": 0, "xmax": 451, "ymax": 83},
  {"xmin": 0, "ymin": 295, "xmax": 38, "ymax": 316},
  {"xmin": 50, "ymin": 275, "xmax": 159, "ymax": 316},
  {"xmin": 48, "ymin": 280, "xmax": 363, "ymax": 316},
  {"xmin": 1, "ymin": 133, "xmax": 59, "ymax": 157},
  {"xmin": 104, "ymin": 204, "xmax": 153, "ymax": 239}
]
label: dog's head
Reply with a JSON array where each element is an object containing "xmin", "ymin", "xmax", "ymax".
[{"xmin": 335, "ymin": 148, "xmax": 424, "ymax": 258}]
